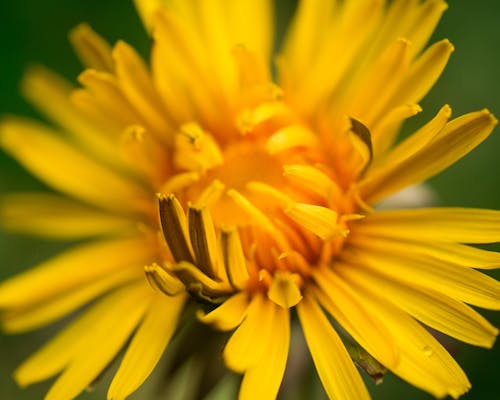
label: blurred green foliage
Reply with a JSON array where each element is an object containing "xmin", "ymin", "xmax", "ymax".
[{"xmin": 0, "ymin": 0, "xmax": 499, "ymax": 399}]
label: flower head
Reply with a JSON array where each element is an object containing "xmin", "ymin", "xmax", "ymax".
[{"xmin": 1, "ymin": 1, "xmax": 500, "ymax": 399}]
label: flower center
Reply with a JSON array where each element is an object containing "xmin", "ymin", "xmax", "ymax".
[{"xmin": 151, "ymin": 100, "xmax": 364, "ymax": 306}]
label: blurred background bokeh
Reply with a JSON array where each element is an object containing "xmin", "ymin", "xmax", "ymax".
[{"xmin": 0, "ymin": 0, "xmax": 499, "ymax": 399}]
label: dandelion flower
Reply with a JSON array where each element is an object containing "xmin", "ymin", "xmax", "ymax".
[{"xmin": 1, "ymin": 1, "xmax": 500, "ymax": 399}]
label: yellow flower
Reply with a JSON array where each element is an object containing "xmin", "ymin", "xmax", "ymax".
[{"xmin": 1, "ymin": 1, "xmax": 499, "ymax": 399}]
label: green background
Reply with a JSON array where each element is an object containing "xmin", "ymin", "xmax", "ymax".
[{"xmin": 0, "ymin": 0, "xmax": 499, "ymax": 399}]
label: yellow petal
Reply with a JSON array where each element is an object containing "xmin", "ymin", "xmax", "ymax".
[
  {"xmin": 2, "ymin": 267, "xmax": 142, "ymax": 333},
  {"xmin": 265, "ymin": 124, "xmax": 318, "ymax": 155},
  {"xmin": 342, "ymin": 246, "xmax": 500, "ymax": 310},
  {"xmin": 108, "ymin": 293, "xmax": 185, "ymax": 400},
  {"xmin": 361, "ymin": 110, "xmax": 497, "ymax": 204},
  {"xmin": 297, "ymin": 293, "xmax": 370, "ymax": 400},
  {"xmin": 281, "ymin": 0, "xmax": 336, "ymax": 83},
  {"xmin": 283, "ymin": 164, "xmax": 342, "ymax": 201},
  {"xmin": 44, "ymin": 284, "xmax": 152, "ymax": 400},
  {"xmin": 403, "ymin": 0, "xmax": 449, "ymax": 57},
  {"xmin": 227, "ymin": 189, "xmax": 289, "ymax": 250},
  {"xmin": 390, "ymin": 39, "xmax": 454, "ymax": 106},
  {"xmin": 377, "ymin": 104, "xmax": 452, "ymax": 167},
  {"xmin": 133, "ymin": 0, "xmax": 163, "ymax": 32},
  {"xmin": 14, "ymin": 282, "xmax": 149, "ymax": 388},
  {"xmin": 0, "ymin": 236, "xmax": 154, "ymax": 308},
  {"xmin": 350, "ymin": 234, "xmax": 500, "ymax": 269},
  {"xmin": 340, "ymin": 275, "xmax": 471, "ymax": 398},
  {"xmin": 223, "ymin": 293, "xmax": 274, "ymax": 373},
  {"xmin": 355, "ymin": 38, "xmax": 411, "ymax": 124},
  {"xmin": 112, "ymin": 40, "xmax": 173, "ymax": 144},
  {"xmin": 337, "ymin": 263, "xmax": 498, "ymax": 348},
  {"xmin": 285, "ymin": 203, "xmax": 346, "ymax": 240},
  {"xmin": 20, "ymin": 66, "xmax": 119, "ymax": 163},
  {"xmin": 313, "ymin": 268, "xmax": 399, "ymax": 368},
  {"xmin": 0, "ymin": 117, "xmax": 150, "ymax": 213},
  {"xmin": 267, "ymin": 271, "xmax": 302, "ymax": 309},
  {"xmin": 356, "ymin": 207, "xmax": 500, "ymax": 244},
  {"xmin": 224, "ymin": 0, "xmax": 273, "ymax": 61},
  {"xmin": 197, "ymin": 291, "xmax": 250, "ymax": 331},
  {"xmin": 78, "ymin": 69, "xmax": 140, "ymax": 127},
  {"xmin": 0, "ymin": 193, "xmax": 134, "ymax": 240},
  {"xmin": 239, "ymin": 303, "xmax": 289, "ymax": 400},
  {"xmin": 69, "ymin": 23, "xmax": 114, "ymax": 71}
]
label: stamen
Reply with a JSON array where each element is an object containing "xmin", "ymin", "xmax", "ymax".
[
  {"xmin": 265, "ymin": 124, "xmax": 318, "ymax": 154},
  {"xmin": 195, "ymin": 179, "xmax": 225, "ymax": 208},
  {"xmin": 159, "ymin": 172, "xmax": 200, "ymax": 194},
  {"xmin": 144, "ymin": 263, "xmax": 184, "ymax": 296},
  {"xmin": 158, "ymin": 194, "xmax": 194, "ymax": 263},
  {"xmin": 168, "ymin": 261, "xmax": 233, "ymax": 303},
  {"xmin": 174, "ymin": 122, "xmax": 223, "ymax": 172},
  {"xmin": 221, "ymin": 226, "xmax": 250, "ymax": 290},
  {"xmin": 187, "ymin": 205, "xmax": 219, "ymax": 278}
]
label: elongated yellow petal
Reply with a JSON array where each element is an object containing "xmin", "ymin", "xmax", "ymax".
[
  {"xmin": 313, "ymin": 268, "xmax": 399, "ymax": 368},
  {"xmin": 0, "ymin": 117, "xmax": 150, "ymax": 213},
  {"xmin": 340, "ymin": 275, "xmax": 471, "ymax": 398},
  {"xmin": 78, "ymin": 69, "xmax": 140, "ymax": 127},
  {"xmin": 133, "ymin": 0, "xmax": 163, "ymax": 31},
  {"xmin": 377, "ymin": 104, "xmax": 452, "ymax": 167},
  {"xmin": 69, "ymin": 23, "xmax": 114, "ymax": 71},
  {"xmin": 342, "ymin": 247, "xmax": 500, "ymax": 310},
  {"xmin": 0, "ymin": 193, "xmax": 134, "ymax": 240},
  {"xmin": 2, "ymin": 267, "xmax": 142, "ymax": 333},
  {"xmin": 281, "ymin": 0, "xmax": 335, "ymax": 83},
  {"xmin": 108, "ymin": 293, "xmax": 185, "ymax": 400},
  {"xmin": 361, "ymin": 110, "xmax": 497, "ymax": 204},
  {"xmin": 0, "ymin": 236, "xmax": 154, "ymax": 308},
  {"xmin": 112, "ymin": 40, "xmax": 173, "ymax": 143},
  {"xmin": 224, "ymin": 0, "xmax": 273, "ymax": 61},
  {"xmin": 356, "ymin": 207, "xmax": 500, "ymax": 243},
  {"xmin": 239, "ymin": 303, "xmax": 289, "ymax": 400},
  {"xmin": 197, "ymin": 292, "xmax": 250, "ymax": 331},
  {"xmin": 337, "ymin": 263, "xmax": 498, "ymax": 348},
  {"xmin": 265, "ymin": 125, "xmax": 318, "ymax": 155},
  {"xmin": 283, "ymin": 164, "xmax": 342, "ymax": 200},
  {"xmin": 403, "ymin": 0, "xmax": 448, "ymax": 57},
  {"xmin": 227, "ymin": 189, "xmax": 289, "ymax": 250},
  {"xmin": 350, "ymin": 234, "xmax": 500, "ymax": 269},
  {"xmin": 297, "ymin": 293, "xmax": 370, "ymax": 400},
  {"xmin": 267, "ymin": 271, "xmax": 302, "ymax": 309},
  {"xmin": 285, "ymin": 203, "xmax": 346, "ymax": 240},
  {"xmin": 223, "ymin": 293, "xmax": 274, "ymax": 373},
  {"xmin": 20, "ymin": 66, "xmax": 120, "ymax": 163},
  {"xmin": 14, "ymin": 283, "xmax": 149, "ymax": 387},
  {"xmin": 44, "ymin": 284, "xmax": 152, "ymax": 400},
  {"xmin": 390, "ymin": 39, "xmax": 454, "ymax": 106}
]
